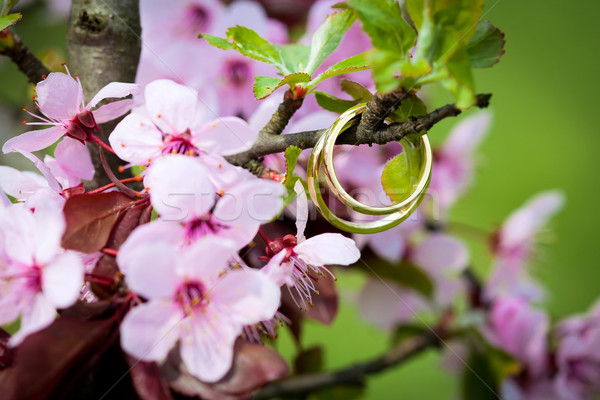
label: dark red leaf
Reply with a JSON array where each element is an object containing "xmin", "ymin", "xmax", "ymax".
[
  {"xmin": 162, "ymin": 340, "xmax": 289, "ymax": 400},
  {"xmin": 62, "ymin": 192, "xmax": 138, "ymax": 253},
  {"xmin": 60, "ymin": 299, "xmax": 116, "ymax": 319},
  {"xmin": 0, "ymin": 328, "xmax": 13, "ymax": 370},
  {"xmin": 0, "ymin": 312, "xmax": 121, "ymax": 400},
  {"xmin": 281, "ymin": 277, "xmax": 339, "ymax": 327},
  {"xmin": 127, "ymin": 357, "xmax": 174, "ymax": 400},
  {"xmin": 91, "ymin": 255, "xmax": 121, "ymax": 299},
  {"xmin": 294, "ymin": 345, "xmax": 324, "ymax": 374}
]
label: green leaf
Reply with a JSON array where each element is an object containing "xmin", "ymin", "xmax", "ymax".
[
  {"xmin": 390, "ymin": 92, "xmax": 427, "ymax": 122},
  {"xmin": 314, "ymin": 91, "xmax": 360, "ymax": 113},
  {"xmin": 276, "ymin": 43, "xmax": 311, "ymax": 73},
  {"xmin": 369, "ymin": 49, "xmax": 405, "ymax": 93},
  {"xmin": 442, "ymin": 48, "xmax": 476, "ymax": 109},
  {"xmin": 225, "ymin": 26, "xmax": 286, "ymax": 71},
  {"xmin": 308, "ymin": 52, "xmax": 371, "ymax": 88},
  {"xmin": 340, "ymin": 79, "xmax": 373, "ymax": 101},
  {"xmin": 347, "ymin": 0, "xmax": 416, "ymax": 55},
  {"xmin": 282, "ymin": 146, "xmax": 303, "ymax": 206},
  {"xmin": 466, "ymin": 21, "xmax": 506, "ymax": 68},
  {"xmin": 461, "ymin": 349, "xmax": 499, "ymax": 400},
  {"xmin": 406, "ymin": 0, "xmax": 424, "ymax": 30},
  {"xmin": 381, "ymin": 136, "xmax": 425, "ymax": 203},
  {"xmin": 0, "ymin": 12, "xmax": 20, "ymax": 31},
  {"xmin": 359, "ymin": 257, "xmax": 434, "ymax": 298},
  {"xmin": 200, "ymin": 33, "xmax": 234, "ymax": 50},
  {"xmin": 305, "ymin": 10, "xmax": 357, "ymax": 75},
  {"xmin": 253, "ymin": 72, "xmax": 312, "ymax": 100}
]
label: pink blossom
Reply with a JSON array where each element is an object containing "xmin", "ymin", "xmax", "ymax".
[
  {"xmin": 485, "ymin": 296, "xmax": 550, "ymax": 379},
  {"xmin": 0, "ymin": 204, "xmax": 84, "ymax": 345},
  {"xmin": 109, "ymin": 79, "xmax": 257, "ymax": 167},
  {"xmin": 135, "ymin": 155, "xmax": 284, "ymax": 250},
  {"xmin": 262, "ymin": 182, "xmax": 360, "ymax": 308},
  {"xmin": 2, "ymin": 69, "xmax": 139, "ymax": 157},
  {"xmin": 429, "ymin": 110, "xmax": 492, "ymax": 213},
  {"xmin": 485, "ymin": 190, "xmax": 564, "ymax": 301},
  {"xmin": 119, "ymin": 235, "xmax": 281, "ymax": 382},
  {"xmin": 357, "ymin": 232, "xmax": 468, "ymax": 329},
  {"xmin": 554, "ymin": 300, "xmax": 600, "ymax": 400}
]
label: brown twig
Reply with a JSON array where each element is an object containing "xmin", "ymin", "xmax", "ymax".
[
  {"xmin": 0, "ymin": 31, "xmax": 50, "ymax": 84},
  {"xmin": 225, "ymin": 93, "xmax": 492, "ymax": 167},
  {"xmin": 253, "ymin": 318, "xmax": 452, "ymax": 399}
]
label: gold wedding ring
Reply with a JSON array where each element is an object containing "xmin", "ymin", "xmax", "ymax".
[{"xmin": 306, "ymin": 103, "xmax": 432, "ymax": 234}]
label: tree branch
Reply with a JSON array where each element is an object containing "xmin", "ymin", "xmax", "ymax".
[
  {"xmin": 66, "ymin": 0, "xmax": 141, "ymax": 188},
  {"xmin": 253, "ymin": 319, "xmax": 451, "ymax": 399},
  {"xmin": 0, "ymin": 30, "xmax": 50, "ymax": 84},
  {"xmin": 226, "ymin": 94, "xmax": 491, "ymax": 167}
]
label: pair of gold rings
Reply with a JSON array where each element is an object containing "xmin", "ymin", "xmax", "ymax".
[{"xmin": 306, "ymin": 103, "xmax": 433, "ymax": 234}]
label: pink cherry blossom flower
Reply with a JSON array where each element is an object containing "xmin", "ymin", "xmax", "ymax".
[
  {"xmin": 262, "ymin": 182, "xmax": 360, "ymax": 308},
  {"xmin": 0, "ymin": 204, "xmax": 84, "ymax": 345},
  {"xmin": 429, "ymin": 110, "xmax": 491, "ymax": 213},
  {"xmin": 357, "ymin": 233, "xmax": 468, "ymax": 329},
  {"xmin": 484, "ymin": 296, "xmax": 550, "ymax": 379},
  {"xmin": 135, "ymin": 155, "xmax": 284, "ymax": 250},
  {"xmin": 109, "ymin": 79, "xmax": 257, "ymax": 167},
  {"xmin": 554, "ymin": 300, "xmax": 600, "ymax": 400},
  {"xmin": 2, "ymin": 68, "xmax": 139, "ymax": 158},
  {"xmin": 485, "ymin": 190, "xmax": 564, "ymax": 301},
  {"xmin": 119, "ymin": 235, "xmax": 281, "ymax": 382}
]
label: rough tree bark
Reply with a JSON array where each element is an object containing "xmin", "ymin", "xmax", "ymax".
[{"xmin": 66, "ymin": 0, "xmax": 141, "ymax": 188}]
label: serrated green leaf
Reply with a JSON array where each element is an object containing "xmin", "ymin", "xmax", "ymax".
[
  {"xmin": 276, "ymin": 43, "xmax": 311, "ymax": 73},
  {"xmin": 225, "ymin": 26, "xmax": 286, "ymax": 72},
  {"xmin": 0, "ymin": 12, "xmax": 21, "ymax": 31},
  {"xmin": 340, "ymin": 79, "xmax": 372, "ymax": 101},
  {"xmin": 305, "ymin": 9, "xmax": 356, "ymax": 75},
  {"xmin": 200, "ymin": 33, "xmax": 234, "ymax": 50},
  {"xmin": 314, "ymin": 91, "xmax": 360, "ymax": 113},
  {"xmin": 359, "ymin": 257, "xmax": 434, "ymax": 298},
  {"xmin": 406, "ymin": 0, "xmax": 424, "ymax": 30},
  {"xmin": 390, "ymin": 93, "xmax": 427, "ymax": 122},
  {"xmin": 308, "ymin": 52, "xmax": 370, "ymax": 89},
  {"xmin": 369, "ymin": 49, "xmax": 405, "ymax": 93},
  {"xmin": 254, "ymin": 73, "xmax": 312, "ymax": 100},
  {"xmin": 466, "ymin": 21, "xmax": 506, "ymax": 68},
  {"xmin": 381, "ymin": 135, "xmax": 425, "ymax": 203},
  {"xmin": 347, "ymin": 0, "xmax": 416, "ymax": 55}
]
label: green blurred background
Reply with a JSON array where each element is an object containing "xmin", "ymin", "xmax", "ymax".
[{"xmin": 0, "ymin": 0, "xmax": 598, "ymax": 399}]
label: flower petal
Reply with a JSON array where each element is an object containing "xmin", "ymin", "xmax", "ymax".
[
  {"xmin": 178, "ymin": 236, "xmax": 236, "ymax": 283},
  {"xmin": 42, "ymin": 251, "xmax": 84, "ymax": 309},
  {"xmin": 2, "ymin": 126, "xmax": 66, "ymax": 154},
  {"xmin": 193, "ymin": 117, "xmax": 257, "ymax": 155},
  {"xmin": 145, "ymin": 79, "xmax": 198, "ymax": 134},
  {"xmin": 212, "ymin": 268, "xmax": 281, "ymax": 325},
  {"xmin": 35, "ymin": 72, "xmax": 83, "ymax": 120},
  {"xmin": 10, "ymin": 293, "xmax": 56, "ymax": 346},
  {"xmin": 120, "ymin": 299, "xmax": 182, "ymax": 361},
  {"xmin": 180, "ymin": 317, "xmax": 237, "ymax": 382},
  {"xmin": 295, "ymin": 233, "xmax": 360, "ymax": 266},
  {"xmin": 412, "ymin": 233, "xmax": 469, "ymax": 273},
  {"xmin": 87, "ymin": 82, "xmax": 140, "ymax": 109},
  {"xmin": 120, "ymin": 240, "xmax": 180, "ymax": 299},
  {"xmin": 93, "ymin": 99, "xmax": 135, "ymax": 124},
  {"xmin": 109, "ymin": 113, "xmax": 164, "ymax": 165},
  {"xmin": 0, "ymin": 166, "xmax": 48, "ymax": 201},
  {"xmin": 294, "ymin": 180, "xmax": 308, "ymax": 242},
  {"xmin": 145, "ymin": 155, "xmax": 215, "ymax": 222},
  {"xmin": 54, "ymin": 137, "xmax": 94, "ymax": 181},
  {"xmin": 443, "ymin": 110, "xmax": 492, "ymax": 158}
]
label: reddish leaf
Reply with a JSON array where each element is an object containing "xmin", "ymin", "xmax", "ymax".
[
  {"xmin": 162, "ymin": 340, "xmax": 289, "ymax": 400},
  {"xmin": 294, "ymin": 345, "xmax": 324, "ymax": 374},
  {"xmin": 60, "ymin": 299, "xmax": 115, "ymax": 319},
  {"xmin": 91, "ymin": 255, "xmax": 121, "ymax": 299},
  {"xmin": 0, "ymin": 312, "xmax": 121, "ymax": 400},
  {"xmin": 304, "ymin": 277, "xmax": 339, "ymax": 325},
  {"xmin": 127, "ymin": 357, "xmax": 174, "ymax": 400},
  {"xmin": 0, "ymin": 328, "xmax": 13, "ymax": 370},
  {"xmin": 62, "ymin": 192, "xmax": 139, "ymax": 253}
]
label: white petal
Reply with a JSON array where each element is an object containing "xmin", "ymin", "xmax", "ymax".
[
  {"xmin": 93, "ymin": 99, "xmax": 135, "ymax": 124},
  {"xmin": 54, "ymin": 138, "xmax": 94, "ymax": 181},
  {"xmin": 109, "ymin": 113, "xmax": 164, "ymax": 165},
  {"xmin": 412, "ymin": 233, "xmax": 469, "ymax": 273},
  {"xmin": 10, "ymin": 293, "xmax": 56, "ymax": 346},
  {"xmin": 120, "ymin": 300, "xmax": 182, "ymax": 361},
  {"xmin": 193, "ymin": 117, "xmax": 257, "ymax": 155},
  {"xmin": 295, "ymin": 233, "xmax": 360, "ymax": 266},
  {"xmin": 87, "ymin": 82, "xmax": 140, "ymax": 109},
  {"xmin": 145, "ymin": 79, "xmax": 198, "ymax": 134},
  {"xmin": 35, "ymin": 72, "xmax": 83, "ymax": 120},
  {"xmin": 294, "ymin": 180, "xmax": 308, "ymax": 242},
  {"xmin": 2, "ymin": 126, "xmax": 66, "ymax": 154},
  {"xmin": 42, "ymin": 251, "xmax": 84, "ymax": 309}
]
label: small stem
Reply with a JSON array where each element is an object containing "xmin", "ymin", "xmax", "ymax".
[
  {"xmin": 85, "ymin": 273, "xmax": 115, "ymax": 286},
  {"xmin": 87, "ymin": 176, "xmax": 143, "ymax": 194},
  {"xmin": 91, "ymin": 135, "xmax": 117, "ymax": 155},
  {"xmin": 257, "ymin": 229, "xmax": 271, "ymax": 244},
  {"xmin": 99, "ymin": 148, "xmax": 143, "ymax": 198},
  {"xmin": 101, "ymin": 248, "xmax": 119, "ymax": 257},
  {"xmin": 0, "ymin": 31, "xmax": 50, "ymax": 84}
]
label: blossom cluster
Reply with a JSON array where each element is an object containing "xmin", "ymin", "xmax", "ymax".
[{"xmin": 0, "ymin": 1, "xmax": 595, "ymax": 399}]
